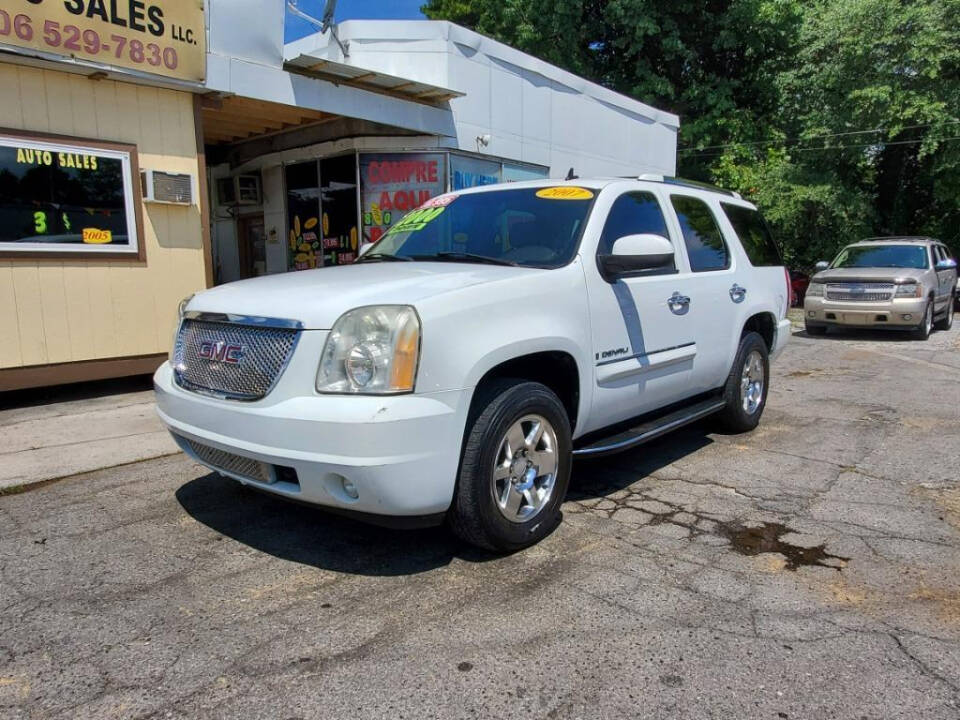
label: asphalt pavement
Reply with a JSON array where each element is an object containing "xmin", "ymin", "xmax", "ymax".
[{"xmin": 1, "ymin": 318, "xmax": 959, "ymax": 719}]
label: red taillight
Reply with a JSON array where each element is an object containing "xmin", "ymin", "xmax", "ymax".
[{"xmin": 784, "ymin": 267, "xmax": 792, "ymax": 312}]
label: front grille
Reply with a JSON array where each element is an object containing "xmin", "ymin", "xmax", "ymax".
[
  {"xmin": 183, "ymin": 437, "xmax": 272, "ymax": 483},
  {"xmin": 825, "ymin": 283, "xmax": 895, "ymax": 302},
  {"xmin": 172, "ymin": 318, "xmax": 299, "ymax": 400}
]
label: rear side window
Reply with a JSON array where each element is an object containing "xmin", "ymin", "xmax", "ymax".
[
  {"xmin": 670, "ymin": 195, "xmax": 730, "ymax": 272},
  {"xmin": 598, "ymin": 192, "xmax": 671, "ymax": 254},
  {"xmin": 721, "ymin": 203, "xmax": 783, "ymax": 267}
]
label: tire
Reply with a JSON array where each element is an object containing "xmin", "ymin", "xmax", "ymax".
[
  {"xmin": 715, "ymin": 332, "xmax": 770, "ymax": 433},
  {"xmin": 449, "ymin": 379, "xmax": 572, "ymax": 552},
  {"xmin": 805, "ymin": 322, "xmax": 827, "ymax": 336},
  {"xmin": 913, "ymin": 301, "xmax": 934, "ymax": 340},
  {"xmin": 935, "ymin": 296, "xmax": 954, "ymax": 331}
]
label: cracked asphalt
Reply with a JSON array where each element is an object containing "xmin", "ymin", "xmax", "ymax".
[{"xmin": 2, "ymin": 317, "xmax": 959, "ymax": 719}]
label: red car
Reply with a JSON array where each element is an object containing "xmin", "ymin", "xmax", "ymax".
[{"xmin": 789, "ymin": 270, "xmax": 810, "ymax": 307}]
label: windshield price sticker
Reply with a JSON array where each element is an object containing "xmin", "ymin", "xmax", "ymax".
[
  {"xmin": 418, "ymin": 194, "xmax": 458, "ymax": 209},
  {"xmin": 536, "ymin": 187, "xmax": 594, "ymax": 200},
  {"xmin": 0, "ymin": 0, "xmax": 205, "ymax": 82}
]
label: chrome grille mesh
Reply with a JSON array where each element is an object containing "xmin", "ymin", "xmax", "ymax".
[
  {"xmin": 182, "ymin": 437, "xmax": 272, "ymax": 483},
  {"xmin": 173, "ymin": 319, "xmax": 299, "ymax": 400},
  {"xmin": 825, "ymin": 283, "xmax": 895, "ymax": 302}
]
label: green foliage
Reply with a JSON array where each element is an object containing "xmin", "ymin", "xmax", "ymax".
[{"xmin": 423, "ymin": 0, "xmax": 960, "ymax": 267}]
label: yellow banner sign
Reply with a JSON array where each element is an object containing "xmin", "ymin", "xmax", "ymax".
[{"xmin": 0, "ymin": 0, "xmax": 205, "ymax": 82}]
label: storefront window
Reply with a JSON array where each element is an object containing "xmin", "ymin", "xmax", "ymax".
[
  {"xmin": 319, "ymin": 155, "xmax": 359, "ymax": 265},
  {"xmin": 285, "ymin": 161, "xmax": 321, "ymax": 271},
  {"xmin": 502, "ymin": 163, "xmax": 549, "ymax": 183},
  {"xmin": 450, "ymin": 154, "xmax": 501, "ymax": 190},
  {"xmin": 0, "ymin": 134, "xmax": 141, "ymax": 257},
  {"xmin": 360, "ymin": 152, "xmax": 446, "ymax": 245}
]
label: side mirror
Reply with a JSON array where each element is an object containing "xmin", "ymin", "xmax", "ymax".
[
  {"xmin": 935, "ymin": 258, "xmax": 957, "ymax": 271},
  {"xmin": 815, "ymin": 261, "xmax": 830, "ymax": 272},
  {"xmin": 598, "ymin": 234, "xmax": 675, "ymax": 282}
]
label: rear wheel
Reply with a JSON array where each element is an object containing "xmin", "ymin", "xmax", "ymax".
[
  {"xmin": 935, "ymin": 296, "xmax": 954, "ymax": 331},
  {"xmin": 715, "ymin": 332, "xmax": 769, "ymax": 433},
  {"xmin": 914, "ymin": 301, "xmax": 934, "ymax": 340},
  {"xmin": 449, "ymin": 379, "xmax": 572, "ymax": 552}
]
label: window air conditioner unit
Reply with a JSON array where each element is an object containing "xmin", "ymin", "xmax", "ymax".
[
  {"xmin": 141, "ymin": 170, "xmax": 194, "ymax": 205},
  {"xmin": 216, "ymin": 174, "xmax": 261, "ymax": 206}
]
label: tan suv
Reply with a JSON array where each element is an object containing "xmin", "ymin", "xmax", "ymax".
[{"xmin": 804, "ymin": 237, "xmax": 957, "ymax": 340}]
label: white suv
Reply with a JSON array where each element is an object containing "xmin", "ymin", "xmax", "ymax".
[{"xmin": 155, "ymin": 177, "xmax": 792, "ymax": 551}]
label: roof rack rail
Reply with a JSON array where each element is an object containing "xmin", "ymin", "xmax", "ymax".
[{"xmin": 636, "ymin": 174, "xmax": 742, "ymax": 200}]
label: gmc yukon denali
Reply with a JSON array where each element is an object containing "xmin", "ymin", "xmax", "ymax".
[{"xmin": 154, "ymin": 176, "xmax": 792, "ymax": 551}]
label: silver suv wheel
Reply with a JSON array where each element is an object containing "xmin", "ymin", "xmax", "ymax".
[
  {"xmin": 492, "ymin": 415, "xmax": 558, "ymax": 523},
  {"xmin": 741, "ymin": 350, "xmax": 765, "ymax": 415}
]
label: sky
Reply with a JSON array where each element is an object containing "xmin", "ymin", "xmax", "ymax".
[{"xmin": 285, "ymin": 0, "xmax": 426, "ymax": 43}]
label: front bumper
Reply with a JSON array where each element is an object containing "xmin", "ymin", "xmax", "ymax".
[
  {"xmin": 803, "ymin": 296, "xmax": 927, "ymax": 327},
  {"xmin": 154, "ymin": 362, "xmax": 470, "ymax": 518}
]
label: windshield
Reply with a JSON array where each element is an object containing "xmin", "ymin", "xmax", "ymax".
[
  {"xmin": 362, "ymin": 186, "xmax": 595, "ymax": 268},
  {"xmin": 831, "ymin": 244, "xmax": 928, "ymax": 270}
]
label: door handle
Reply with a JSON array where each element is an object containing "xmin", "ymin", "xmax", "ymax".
[
  {"xmin": 668, "ymin": 291, "xmax": 690, "ymax": 314},
  {"xmin": 729, "ymin": 284, "xmax": 747, "ymax": 303}
]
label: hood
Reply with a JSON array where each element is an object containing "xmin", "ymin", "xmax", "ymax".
[
  {"xmin": 186, "ymin": 262, "xmax": 545, "ymax": 329},
  {"xmin": 812, "ymin": 267, "xmax": 927, "ymax": 284}
]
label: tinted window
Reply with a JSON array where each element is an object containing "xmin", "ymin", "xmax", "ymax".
[
  {"xmin": 368, "ymin": 187, "xmax": 594, "ymax": 268},
  {"xmin": 671, "ymin": 196, "xmax": 730, "ymax": 272},
  {"xmin": 831, "ymin": 244, "xmax": 929, "ymax": 270},
  {"xmin": 721, "ymin": 203, "xmax": 782, "ymax": 266},
  {"xmin": 0, "ymin": 139, "xmax": 133, "ymax": 248},
  {"xmin": 598, "ymin": 192, "xmax": 670, "ymax": 254}
]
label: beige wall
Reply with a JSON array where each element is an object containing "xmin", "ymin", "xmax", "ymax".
[{"xmin": 0, "ymin": 64, "xmax": 208, "ymax": 370}]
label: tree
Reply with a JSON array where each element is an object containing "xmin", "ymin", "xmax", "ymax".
[{"xmin": 423, "ymin": 0, "xmax": 960, "ymax": 264}]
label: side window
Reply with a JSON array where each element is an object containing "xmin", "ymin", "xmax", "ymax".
[
  {"xmin": 671, "ymin": 195, "xmax": 730, "ymax": 272},
  {"xmin": 721, "ymin": 202, "xmax": 782, "ymax": 267},
  {"xmin": 598, "ymin": 192, "xmax": 671, "ymax": 255}
]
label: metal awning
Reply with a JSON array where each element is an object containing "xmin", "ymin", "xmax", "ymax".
[{"xmin": 284, "ymin": 54, "xmax": 464, "ymax": 105}]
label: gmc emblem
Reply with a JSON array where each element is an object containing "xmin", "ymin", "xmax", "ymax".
[{"xmin": 198, "ymin": 340, "xmax": 244, "ymax": 365}]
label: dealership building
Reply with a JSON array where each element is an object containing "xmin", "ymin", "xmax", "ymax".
[{"xmin": 0, "ymin": 0, "xmax": 678, "ymax": 391}]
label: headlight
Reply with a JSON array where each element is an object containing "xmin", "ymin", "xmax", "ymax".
[
  {"xmin": 894, "ymin": 283, "xmax": 921, "ymax": 298},
  {"xmin": 806, "ymin": 282, "xmax": 824, "ymax": 297},
  {"xmin": 170, "ymin": 293, "xmax": 195, "ymax": 362},
  {"xmin": 316, "ymin": 306, "xmax": 421, "ymax": 394}
]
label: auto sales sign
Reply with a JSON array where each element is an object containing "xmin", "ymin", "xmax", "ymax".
[{"xmin": 0, "ymin": 1, "xmax": 205, "ymax": 82}]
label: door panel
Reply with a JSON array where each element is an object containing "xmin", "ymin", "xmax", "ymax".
[
  {"xmin": 665, "ymin": 194, "xmax": 745, "ymax": 394},
  {"xmin": 583, "ymin": 191, "xmax": 696, "ymax": 433}
]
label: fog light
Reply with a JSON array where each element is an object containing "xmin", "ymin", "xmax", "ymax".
[
  {"xmin": 342, "ymin": 477, "xmax": 359, "ymax": 499},
  {"xmin": 807, "ymin": 311, "xmax": 816, "ymax": 317},
  {"xmin": 902, "ymin": 314, "xmax": 912, "ymax": 321}
]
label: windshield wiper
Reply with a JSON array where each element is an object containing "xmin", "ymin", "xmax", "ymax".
[
  {"xmin": 355, "ymin": 252, "xmax": 413, "ymax": 263},
  {"xmin": 414, "ymin": 252, "xmax": 519, "ymax": 267}
]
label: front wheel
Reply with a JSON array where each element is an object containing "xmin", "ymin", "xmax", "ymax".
[
  {"xmin": 913, "ymin": 301, "xmax": 933, "ymax": 340},
  {"xmin": 449, "ymin": 379, "xmax": 572, "ymax": 552},
  {"xmin": 715, "ymin": 332, "xmax": 770, "ymax": 433}
]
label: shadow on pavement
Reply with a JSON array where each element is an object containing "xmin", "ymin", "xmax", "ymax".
[
  {"xmin": 792, "ymin": 326, "xmax": 921, "ymax": 342},
  {"xmin": 176, "ymin": 423, "xmax": 718, "ymax": 574},
  {"xmin": 569, "ymin": 422, "xmax": 714, "ymax": 501},
  {"xmin": 175, "ymin": 472, "xmax": 497, "ymax": 576}
]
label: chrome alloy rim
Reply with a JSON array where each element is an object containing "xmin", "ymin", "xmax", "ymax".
[
  {"xmin": 741, "ymin": 350, "xmax": 765, "ymax": 415},
  {"xmin": 492, "ymin": 415, "xmax": 558, "ymax": 523}
]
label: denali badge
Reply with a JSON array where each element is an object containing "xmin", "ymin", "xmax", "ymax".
[{"xmin": 198, "ymin": 340, "xmax": 245, "ymax": 365}]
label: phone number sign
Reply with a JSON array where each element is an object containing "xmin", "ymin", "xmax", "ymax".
[{"xmin": 0, "ymin": 1, "xmax": 205, "ymax": 82}]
